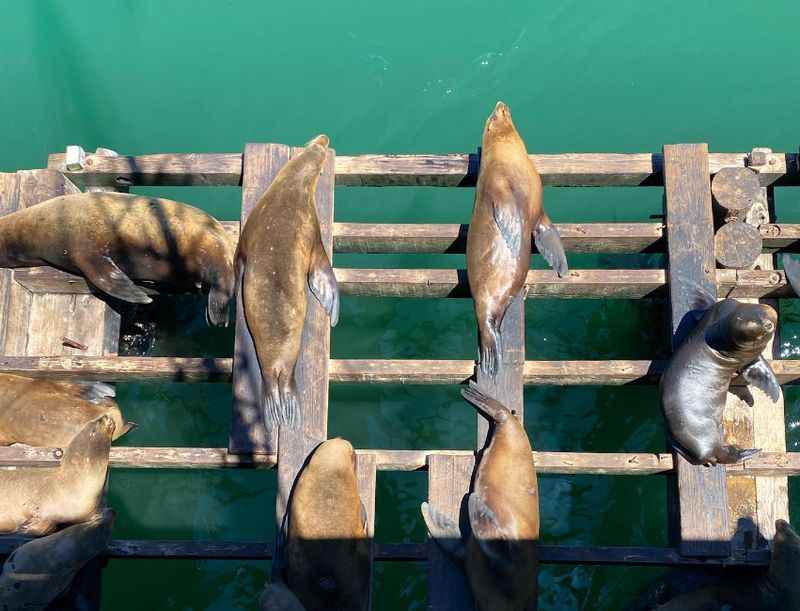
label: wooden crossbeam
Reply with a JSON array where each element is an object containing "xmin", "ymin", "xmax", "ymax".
[{"xmin": 47, "ymin": 151, "xmax": 797, "ymax": 188}]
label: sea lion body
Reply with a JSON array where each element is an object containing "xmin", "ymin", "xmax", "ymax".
[
  {"xmin": 0, "ymin": 373, "xmax": 132, "ymax": 447},
  {"xmin": 273, "ymin": 438, "xmax": 370, "ymax": 611},
  {"xmin": 0, "ymin": 508, "xmax": 114, "ymax": 610},
  {"xmin": 237, "ymin": 135, "xmax": 339, "ymax": 427},
  {"xmin": 660, "ymin": 298, "xmax": 779, "ymax": 464},
  {"xmin": 423, "ymin": 383, "xmax": 540, "ymax": 611},
  {"xmin": 0, "ymin": 192, "xmax": 236, "ymax": 325},
  {"xmin": 0, "ymin": 416, "xmax": 114, "ymax": 535},
  {"xmin": 466, "ymin": 102, "xmax": 567, "ymax": 377}
]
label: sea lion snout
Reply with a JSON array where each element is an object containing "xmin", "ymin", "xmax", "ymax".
[
  {"xmin": 94, "ymin": 414, "xmax": 116, "ymax": 437},
  {"xmin": 306, "ymin": 134, "xmax": 330, "ymax": 150},
  {"xmin": 485, "ymin": 101, "xmax": 513, "ymax": 132}
]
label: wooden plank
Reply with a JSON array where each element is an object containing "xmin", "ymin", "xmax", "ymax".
[
  {"xmin": 427, "ymin": 453, "xmax": 474, "ymax": 610},
  {"xmin": 356, "ymin": 454, "xmax": 377, "ymax": 609},
  {"xmin": 0, "ymin": 444, "xmax": 62, "ymax": 467},
  {"xmin": 0, "ymin": 173, "xmax": 21, "ymax": 354},
  {"xmin": 15, "ymin": 266, "xmax": 799, "ymax": 300},
  {"xmin": 47, "ymin": 151, "xmax": 800, "ymax": 188},
  {"xmin": 663, "ymin": 143, "xmax": 730, "ymax": 557},
  {"xmin": 228, "ymin": 143, "xmax": 290, "ymax": 454}
]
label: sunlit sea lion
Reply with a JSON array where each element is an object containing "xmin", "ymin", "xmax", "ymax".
[
  {"xmin": 237, "ymin": 135, "xmax": 339, "ymax": 427},
  {"xmin": 467, "ymin": 101, "xmax": 568, "ymax": 377},
  {"xmin": 660, "ymin": 295, "xmax": 779, "ymax": 465},
  {"xmin": 422, "ymin": 383, "xmax": 540, "ymax": 610},
  {"xmin": 0, "ymin": 192, "xmax": 236, "ymax": 326},
  {"xmin": 0, "ymin": 416, "xmax": 114, "ymax": 536},
  {"xmin": 0, "ymin": 374, "xmax": 133, "ymax": 447},
  {"xmin": 0, "ymin": 508, "xmax": 114, "ymax": 611},
  {"xmin": 644, "ymin": 520, "xmax": 800, "ymax": 610},
  {"xmin": 265, "ymin": 438, "xmax": 371, "ymax": 611}
]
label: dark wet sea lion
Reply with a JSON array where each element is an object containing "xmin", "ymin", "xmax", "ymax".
[
  {"xmin": 237, "ymin": 135, "xmax": 339, "ymax": 427},
  {"xmin": 0, "ymin": 374, "xmax": 133, "ymax": 447},
  {"xmin": 0, "ymin": 192, "xmax": 236, "ymax": 326},
  {"xmin": 642, "ymin": 520, "xmax": 800, "ymax": 610},
  {"xmin": 267, "ymin": 438, "xmax": 370, "ymax": 611},
  {"xmin": 0, "ymin": 416, "xmax": 114, "ymax": 536},
  {"xmin": 422, "ymin": 383, "xmax": 540, "ymax": 611},
  {"xmin": 467, "ymin": 101, "xmax": 568, "ymax": 377},
  {"xmin": 259, "ymin": 580, "xmax": 306, "ymax": 610},
  {"xmin": 0, "ymin": 508, "xmax": 114, "ymax": 610},
  {"xmin": 660, "ymin": 296, "xmax": 779, "ymax": 465}
]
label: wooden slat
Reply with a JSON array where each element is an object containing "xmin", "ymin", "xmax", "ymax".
[
  {"xmin": 356, "ymin": 454, "xmax": 377, "ymax": 609},
  {"xmin": 0, "ymin": 444, "xmax": 62, "ymax": 467},
  {"xmin": 427, "ymin": 453, "xmax": 474, "ymax": 610},
  {"xmin": 47, "ymin": 151, "xmax": 800, "ymax": 188},
  {"xmin": 663, "ymin": 143, "xmax": 730, "ymax": 557},
  {"xmin": 14, "ymin": 266, "xmax": 798, "ymax": 299}
]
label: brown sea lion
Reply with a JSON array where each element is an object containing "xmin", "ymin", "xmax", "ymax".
[
  {"xmin": 467, "ymin": 101, "xmax": 568, "ymax": 377},
  {"xmin": 237, "ymin": 135, "xmax": 338, "ymax": 427},
  {"xmin": 422, "ymin": 383, "xmax": 540, "ymax": 611},
  {"xmin": 267, "ymin": 438, "xmax": 371, "ymax": 611},
  {"xmin": 0, "ymin": 373, "xmax": 133, "ymax": 447},
  {"xmin": 0, "ymin": 508, "xmax": 114, "ymax": 611},
  {"xmin": 0, "ymin": 415, "xmax": 114, "ymax": 536},
  {"xmin": 0, "ymin": 192, "xmax": 236, "ymax": 326},
  {"xmin": 660, "ymin": 294, "xmax": 779, "ymax": 465},
  {"xmin": 643, "ymin": 520, "xmax": 800, "ymax": 610}
]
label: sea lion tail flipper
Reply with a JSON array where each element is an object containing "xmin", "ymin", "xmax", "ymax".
[
  {"xmin": 206, "ymin": 286, "xmax": 231, "ymax": 327},
  {"xmin": 308, "ymin": 241, "xmax": 339, "ymax": 327},
  {"xmin": 78, "ymin": 382, "xmax": 116, "ymax": 403},
  {"xmin": 420, "ymin": 502, "xmax": 465, "ymax": 563},
  {"xmin": 783, "ymin": 254, "xmax": 800, "ymax": 296},
  {"xmin": 741, "ymin": 356, "xmax": 781, "ymax": 402},
  {"xmin": 80, "ymin": 255, "xmax": 152, "ymax": 304},
  {"xmin": 461, "ymin": 381, "xmax": 510, "ymax": 422},
  {"xmin": 262, "ymin": 380, "xmax": 301, "ymax": 430},
  {"xmin": 467, "ymin": 494, "xmax": 513, "ymax": 568},
  {"xmin": 713, "ymin": 445, "xmax": 761, "ymax": 464},
  {"xmin": 534, "ymin": 214, "xmax": 568, "ymax": 278}
]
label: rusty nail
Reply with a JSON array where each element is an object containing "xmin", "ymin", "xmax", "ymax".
[
  {"xmin": 53, "ymin": 449, "xmax": 63, "ymax": 459},
  {"xmin": 62, "ymin": 336, "xmax": 88, "ymax": 350}
]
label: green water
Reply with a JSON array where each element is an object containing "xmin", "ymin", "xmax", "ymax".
[{"xmin": 2, "ymin": 1, "xmax": 800, "ymax": 609}]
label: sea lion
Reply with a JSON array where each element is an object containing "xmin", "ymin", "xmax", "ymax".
[
  {"xmin": 641, "ymin": 520, "xmax": 800, "ymax": 610},
  {"xmin": 0, "ymin": 415, "xmax": 114, "ymax": 536},
  {"xmin": 0, "ymin": 192, "xmax": 236, "ymax": 326},
  {"xmin": 259, "ymin": 580, "xmax": 306, "ymax": 611},
  {"xmin": 422, "ymin": 383, "xmax": 540, "ymax": 611},
  {"xmin": 237, "ymin": 135, "xmax": 339, "ymax": 427},
  {"xmin": 0, "ymin": 508, "xmax": 114, "ymax": 611},
  {"xmin": 0, "ymin": 373, "xmax": 133, "ymax": 447},
  {"xmin": 268, "ymin": 437, "xmax": 371, "ymax": 611},
  {"xmin": 660, "ymin": 295, "xmax": 780, "ymax": 465},
  {"xmin": 467, "ymin": 101, "xmax": 568, "ymax": 378}
]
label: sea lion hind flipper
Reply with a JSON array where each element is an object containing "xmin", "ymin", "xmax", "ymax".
[
  {"xmin": 420, "ymin": 502, "xmax": 465, "ymax": 563},
  {"xmin": 261, "ymin": 384, "xmax": 301, "ymax": 430},
  {"xmin": 467, "ymin": 494, "xmax": 514, "ymax": 569},
  {"xmin": 713, "ymin": 445, "xmax": 761, "ymax": 464},
  {"xmin": 478, "ymin": 321, "xmax": 501, "ymax": 378},
  {"xmin": 205, "ymin": 286, "xmax": 231, "ymax": 327},
  {"xmin": 534, "ymin": 216, "xmax": 568, "ymax": 278},
  {"xmin": 80, "ymin": 255, "xmax": 152, "ymax": 304},
  {"xmin": 308, "ymin": 242, "xmax": 339, "ymax": 327},
  {"xmin": 741, "ymin": 356, "xmax": 781, "ymax": 402},
  {"xmin": 783, "ymin": 254, "xmax": 800, "ymax": 296},
  {"xmin": 490, "ymin": 193, "xmax": 523, "ymax": 255}
]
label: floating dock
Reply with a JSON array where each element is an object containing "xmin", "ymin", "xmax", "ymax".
[{"xmin": 0, "ymin": 144, "xmax": 799, "ymax": 608}]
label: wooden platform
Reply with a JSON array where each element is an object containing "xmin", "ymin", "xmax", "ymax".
[{"xmin": 0, "ymin": 144, "xmax": 797, "ymax": 608}]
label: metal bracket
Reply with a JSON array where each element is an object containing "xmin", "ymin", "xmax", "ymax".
[{"xmin": 64, "ymin": 145, "xmax": 86, "ymax": 172}]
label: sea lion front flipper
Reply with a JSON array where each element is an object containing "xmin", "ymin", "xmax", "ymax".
[
  {"xmin": 783, "ymin": 254, "xmax": 800, "ymax": 296},
  {"xmin": 77, "ymin": 382, "xmax": 116, "ymax": 403},
  {"xmin": 490, "ymin": 193, "xmax": 523, "ymax": 255},
  {"xmin": 308, "ymin": 241, "xmax": 339, "ymax": 327},
  {"xmin": 533, "ymin": 214, "xmax": 568, "ymax": 278},
  {"xmin": 79, "ymin": 255, "xmax": 152, "ymax": 304},
  {"xmin": 467, "ymin": 494, "xmax": 513, "ymax": 568},
  {"xmin": 741, "ymin": 356, "xmax": 781, "ymax": 402},
  {"xmin": 420, "ymin": 502, "xmax": 465, "ymax": 563}
]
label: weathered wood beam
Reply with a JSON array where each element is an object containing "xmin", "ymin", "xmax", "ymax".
[{"xmin": 46, "ymin": 151, "xmax": 799, "ymax": 188}]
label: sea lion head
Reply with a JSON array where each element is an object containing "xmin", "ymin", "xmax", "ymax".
[
  {"xmin": 483, "ymin": 101, "xmax": 518, "ymax": 142},
  {"xmin": 308, "ymin": 437, "xmax": 357, "ymax": 474},
  {"xmin": 769, "ymin": 519, "xmax": 800, "ymax": 602},
  {"xmin": 727, "ymin": 302, "xmax": 777, "ymax": 350},
  {"xmin": 63, "ymin": 414, "xmax": 115, "ymax": 469}
]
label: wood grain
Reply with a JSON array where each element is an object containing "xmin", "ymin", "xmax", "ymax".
[{"xmin": 663, "ymin": 143, "xmax": 730, "ymax": 557}]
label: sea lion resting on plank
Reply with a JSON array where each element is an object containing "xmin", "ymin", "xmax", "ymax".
[
  {"xmin": 0, "ymin": 192, "xmax": 236, "ymax": 326},
  {"xmin": 660, "ymin": 294, "xmax": 779, "ymax": 465},
  {"xmin": 262, "ymin": 438, "xmax": 371, "ymax": 611},
  {"xmin": 237, "ymin": 135, "xmax": 339, "ymax": 428},
  {"xmin": 0, "ymin": 508, "xmax": 115, "ymax": 611},
  {"xmin": 422, "ymin": 383, "xmax": 540, "ymax": 611},
  {"xmin": 0, "ymin": 416, "xmax": 114, "ymax": 536},
  {"xmin": 0, "ymin": 373, "xmax": 133, "ymax": 447},
  {"xmin": 467, "ymin": 101, "xmax": 568, "ymax": 378}
]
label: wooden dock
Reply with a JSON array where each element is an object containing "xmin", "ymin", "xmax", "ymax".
[{"xmin": 0, "ymin": 144, "xmax": 798, "ymax": 607}]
